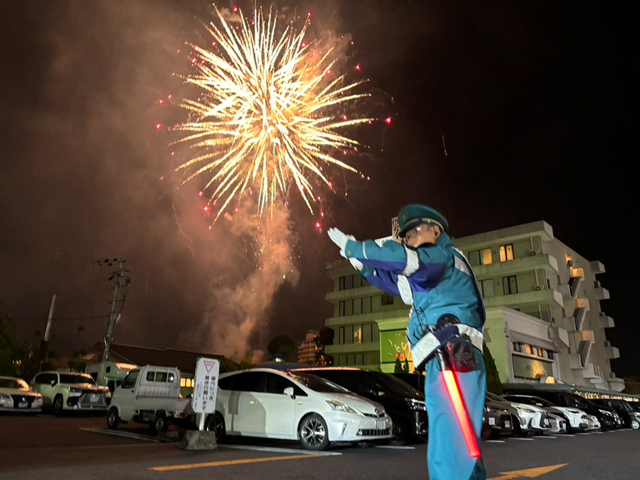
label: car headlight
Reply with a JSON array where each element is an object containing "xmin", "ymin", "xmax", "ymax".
[
  {"xmin": 517, "ymin": 406, "xmax": 536, "ymax": 414},
  {"xmin": 69, "ymin": 388, "xmax": 82, "ymax": 394},
  {"xmin": 405, "ymin": 398, "xmax": 426, "ymax": 411},
  {"xmin": 598, "ymin": 409, "xmax": 613, "ymax": 417},
  {"xmin": 0, "ymin": 393, "xmax": 12, "ymax": 403},
  {"xmin": 326, "ymin": 400, "xmax": 360, "ymax": 415}
]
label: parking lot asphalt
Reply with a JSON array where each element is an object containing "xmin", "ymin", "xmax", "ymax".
[{"xmin": 2, "ymin": 412, "xmax": 640, "ymax": 479}]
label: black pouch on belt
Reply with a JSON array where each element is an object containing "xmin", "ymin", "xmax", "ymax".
[{"xmin": 444, "ymin": 334, "xmax": 477, "ymax": 373}]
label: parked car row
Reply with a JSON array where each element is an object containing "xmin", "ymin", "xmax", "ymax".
[
  {"xmin": 0, "ymin": 372, "xmax": 109, "ymax": 416},
  {"xmin": 5, "ymin": 366, "xmax": 640, "ymax": 454},
  {"xmin": 0, "ymin": 376, "xmax": 43, "ymax": 413}
]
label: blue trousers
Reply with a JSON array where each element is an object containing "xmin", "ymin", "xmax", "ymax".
[{"xmin": 425, "ymin": 348, "xmax": 487, "ymax": 480}]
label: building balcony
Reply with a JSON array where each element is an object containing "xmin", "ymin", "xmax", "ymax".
[
  {"xmin": 325, "ymin": 342, "xmax": 380, "ymax": 355},
  {"xmin": 325, "ymin": 309, "xmax": 409, "ymax": 327},
  {"xmin": 326, "ymin": 285, "xmax": 380, "ymax": 302},
  {"xmin": 608, "ymin": 375, "xmax": 625, "ymax": 392},
  {"xmin": 590, "ymin": 260, "xmax": 606, "ymax": 275},
  {"xmin": 604, "ymin": 345, "xmax": 620, "ymax": 360},
  {"xmin": 548, "ymin": 326, "xmax": 570, "ymax": 348},
  {"xmin": 484, "ymin": 289, "xmax": 564, "ymax": 310},
  {"xmin": 598, "ymin": 313, "xmax": 615, "ymax": 329},
  {"xmin": 472, "ymin": 253, "xmax": 559, "ymax": 279},
  {"xmin": 582, "ymin": 363, "xmax": 601, "ymax": 379},
  {"xmin": 593, "ymin": 287, "xmax": 610, "ymax": 301},
  {"xmin": 569, "ymin": 354, "xmax": 584, "ymax": 370}
]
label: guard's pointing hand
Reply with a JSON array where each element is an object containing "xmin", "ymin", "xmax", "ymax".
[{"xmin": 327, "ymin": 227, "xmax": 351, "ymax": 253}]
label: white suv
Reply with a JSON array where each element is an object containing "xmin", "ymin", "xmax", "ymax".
[{"xmin": 30, "ymin": 371, "xmax": 108, "ymax": 416}]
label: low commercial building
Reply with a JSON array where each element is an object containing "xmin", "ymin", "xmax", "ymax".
[{"xmin": 324, "ymin": 221, "xmax": 624, "ymax": 392}]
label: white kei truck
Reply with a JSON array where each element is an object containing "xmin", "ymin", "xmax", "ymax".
[{"xmin": 106, "ymin": 365, "xmax": 193, "ymax": 434}]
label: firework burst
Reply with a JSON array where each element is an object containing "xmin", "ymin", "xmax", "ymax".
[{"xmin": 174, "ymin": 7, "xmax": 371, "ymax": 222}]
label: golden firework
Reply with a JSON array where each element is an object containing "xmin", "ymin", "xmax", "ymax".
[{"xmin": 174, "ymin": 7, "xmax": 371, "ymax": 222}]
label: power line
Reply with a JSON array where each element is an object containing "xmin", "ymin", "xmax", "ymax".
[{"xmin": 15, "ymin": 315, "xmax": 108, "ymax": 322}]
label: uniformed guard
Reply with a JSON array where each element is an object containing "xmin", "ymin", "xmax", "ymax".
[{"xmin": 328, "ymin": 204, "xmax": 487, "ymax": 480}]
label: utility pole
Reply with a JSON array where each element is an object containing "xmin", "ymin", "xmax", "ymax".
[
  {"xmin": 98, "ymin": 258, "xmax": 130, "ymax": 362},
  {"xmin": 38, "ymin": 294, "xmax": 57, "ymax": 365}
]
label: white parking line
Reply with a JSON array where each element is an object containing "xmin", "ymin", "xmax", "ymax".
[
  {"xmin": 80, "ymin": 427, "xmax": 164, "ymax": 443},
  {"xmin": 375, "ymin": 445, "xmax": 416, "ymax": 450},
  {"xmin": 484, "ymin": 440, "xmax": 505, "ymax": 443},
  {"xmin": 537, "ymin": 436, "xmax": 557, "ymax": 439},
  {"xmin": 510, "ymin": 438, "xmax": 534, "ymax": 441},
  {"xmin": 220, "ymin": 445, "xmax": 342, "ymax": 456},
  {"xmin": 576, "ymin": 433, "xmax": 591, "ymax": 436}
]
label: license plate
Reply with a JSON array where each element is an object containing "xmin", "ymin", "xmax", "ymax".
[
  {"xmin": 376, "ymin": 420, "xmax": 384, "ymax": 429},
  {"xmin": 18, "ymin": 402, "xmax": 28, "ymax": 408},
  {"xmin": 488, "ymin": 417, "xmax": 496, "ymax": 426},
  {"xmin": 90, "ymin": 394, "xmax": 98, "ymax": 402},
  {"xmin": 504, "ymin": 421, "xmax": 511, "ymax": 428}
]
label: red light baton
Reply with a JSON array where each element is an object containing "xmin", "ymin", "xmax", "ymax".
[{"xmin": 436, "ymin": 350, "xmax": 481, "ymax": 458}]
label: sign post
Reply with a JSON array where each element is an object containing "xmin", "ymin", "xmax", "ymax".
[
  {"xmin": 192, "ymin": 357, "xmax": 220, "ymax": 431},
  {"xmin": 180, "ymin": 357, "xmax": 220, "ymax": 450}
]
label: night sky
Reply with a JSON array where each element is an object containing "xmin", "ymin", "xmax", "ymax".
[{"xmin": 1, "ymin": 2, "xmax": 637, "ymax": 376}]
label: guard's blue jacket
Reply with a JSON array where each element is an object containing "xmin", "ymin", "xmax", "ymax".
[
  {"xmin": 344, "ymin": 232, "xmax": 487, "ymax": 480},
  {"xmin": 344, "ymin": 232, "xmax": 484, "ymax": 343}
]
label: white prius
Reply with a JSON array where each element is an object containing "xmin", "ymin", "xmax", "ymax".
[{"xmin": 209, "ymin": 368, "xmax": 393, "ymax": 450}]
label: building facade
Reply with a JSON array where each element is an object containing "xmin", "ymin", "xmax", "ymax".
[
  {"xmin": 297, "ymin": 330, "xmax": 322, "ymax": 364},
  {"xmin": 324, "ymin": 221, "xmax": 624, "ymax": 391}
]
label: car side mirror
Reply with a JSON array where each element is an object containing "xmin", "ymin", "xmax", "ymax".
[
  {"xmin": 284, "ymin": 387, "xmax": 295, "ymax": 399},
  {"xmin": 50, "ymin": 380, "xmax": 57, "ymax": 386}
]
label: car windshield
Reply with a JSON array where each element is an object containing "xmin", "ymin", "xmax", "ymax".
[
  {"xmin": 289, "ymin": 373, "xmax": 350, "ymax": 394},
  {"xmin": 370, "ymin": 372, "xmax": 422, "ymax": 396},
  {"xmin": 60, "ymin": 374, "xmax": 96, "ymax": 385},
  {"xmin": 0, "ymin": 378, "xmax": 29, "ymax": 390},
  {"xmin": 486, "ymin": 392, "xmax": 507, "ymax": 403},
  {"xmin": 507, "ymin": 395, "xmax": 555, "ymax": 407}
]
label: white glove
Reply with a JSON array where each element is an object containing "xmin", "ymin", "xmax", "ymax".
[
  {"xmin": 349, "ymin": 257, "xmax": 364, "ymax": 271},
  {"xmin": 327, "ymin": 227, "xmax": 351, "ymax": 253}
]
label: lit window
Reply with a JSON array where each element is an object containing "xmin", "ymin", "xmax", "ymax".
[
  {"xmin": 354, "ymin": 325, "xmax": 362, "ymax": 344},
  {"xmin": 524, "ymin": 344, "xmax": 532, "ymax": 355},
  {"xmin": 499, "ymin": 244, "xmax": 514, "ymax": 262},
  {"xmin": 468, "ymin": 248, "xmax": 493, "ymax": 266},
  {"xmin": 180, "ymin": 378, "xmax": 186, "ymax": 387}
]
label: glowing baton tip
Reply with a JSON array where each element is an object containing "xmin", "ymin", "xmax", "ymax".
[{"xmin": 442, "ymin": 370, "xmax": 481, "ymax": 459}]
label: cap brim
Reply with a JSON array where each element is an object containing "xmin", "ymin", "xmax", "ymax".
[{"xmin": 398, "ymin": 217, "xmax": 444, "ymax": 238}]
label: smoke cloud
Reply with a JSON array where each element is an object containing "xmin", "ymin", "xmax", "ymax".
[{"xmin": 196, "ymin": 199, "xmax": 299, "ymax": 360}]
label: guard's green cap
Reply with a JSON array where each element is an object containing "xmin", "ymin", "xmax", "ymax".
[{"xmin": 397, "ymin": 204, "xmax": 449, "ymax": 237}]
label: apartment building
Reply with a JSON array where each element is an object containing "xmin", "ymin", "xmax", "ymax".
[
  {"xmin": 324, "ymin": 221, "xmax": 624, "ymax": 391},
  {"xmin": 297, "ymin": 330, "xmax": 322, "ymax": 365}
]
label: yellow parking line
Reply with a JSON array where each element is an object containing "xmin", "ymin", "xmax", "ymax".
[{"xmin": 150, "ymin": 454, "xmax": 324, "ymax": 471}]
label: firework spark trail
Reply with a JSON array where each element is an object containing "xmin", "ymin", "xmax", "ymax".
[{"xmin": 174, "ymin": 6, "xmax": 372, "ymax": 222}]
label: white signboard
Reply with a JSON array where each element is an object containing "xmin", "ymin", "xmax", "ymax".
[{"xmin": 192, "ymin": 357, "xmax": 220, "ymax": 414}]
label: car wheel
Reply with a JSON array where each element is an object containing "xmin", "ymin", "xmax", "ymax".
[
  {"xmin": 53, "ymin": 395, "xmax": 64, "ymax": 417},
  {"xmin": 298, "ymin": 414, "xmax": 330, "ymax": 451},
  {"xmin": 107, "ymin": 408, "xmax": 120, "ymax": 429},
  {"xmin": 630, "ymin": 419, "xmax": 640, "ymax": 430},
  {"xmin": 560, "ymin": 417, "xmax": 573, "ymax": 434},
  {"xmin": 152, "ymin": 413, "xmax": 169, "ymax": 434},
  {"xmin": 205, "ymin": 412, "xmax": 226, "ymax": 442},
  {"xmin": 389, "ymin": 417, "xmax": 409, "ymax": 445},
  {"xmin": 481, "ymin": 423, "xmax": 494, "ymax": 440}
]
